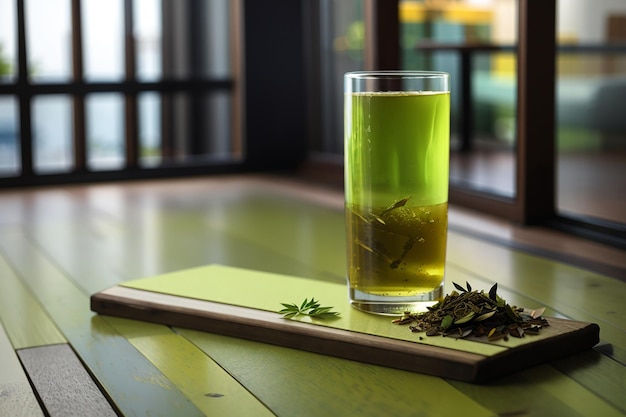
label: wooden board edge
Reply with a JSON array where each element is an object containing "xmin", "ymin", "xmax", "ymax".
[{"xmin": 91, "ymin": 286, "xmax": 486, "ymax": 382}]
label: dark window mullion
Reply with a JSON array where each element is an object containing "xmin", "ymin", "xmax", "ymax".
[
  {"xmin": 516, "ymin": 0, "xmax": 556, "ymax": 224},
  {"xmin": 124, "ymin": 0, "xmax": 139, "ymax": 168},
  {"xmin": 189, "ymin": 0, "xmax": 205, "ymax": 156},
  {"xmin": 71, "ymin": 0, "xmax": 87, "ymax": 172},
  {"xmin": 16, "ymin": 0, "xmax": 33, "ymax": 177},
  {"xmin": 364, "ymin": 0, "xmax": 400, "ymax": 70},
  {"xmin": 160, "ymin": 0, "xmax": 174, "ymax": 161}
]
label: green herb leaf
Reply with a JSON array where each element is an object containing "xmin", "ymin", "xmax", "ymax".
[
  {"xmin": 441, "ymin": 315, "xmax": 454, "ymax": 329},
  {"xmin": 279, "ymin": 298, "xmax": 340, "ymax": 320}
]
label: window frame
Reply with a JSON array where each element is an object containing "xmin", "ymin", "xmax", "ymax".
[{"xmin": 0, "ymin": 0, "xmax": 245, "ymax": 186}]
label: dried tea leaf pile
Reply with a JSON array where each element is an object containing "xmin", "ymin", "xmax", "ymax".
[{"xmin": 392, "ymin": 282, "xmax": 549, "ymax": 341}]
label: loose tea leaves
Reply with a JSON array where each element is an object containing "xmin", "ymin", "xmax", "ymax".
[{"xmin": 392, "ymin": 282, "xmax": 549, "ymax": 341}]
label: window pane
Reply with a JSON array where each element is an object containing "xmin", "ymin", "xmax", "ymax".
[
  {"xmin": 202, "ymin": 0, "xmax": 231, "ymax": 78},
  {"xmin": 401, "ymin": 0, "xmax": 518, "ymax": 198},
  {"xmin": 556, "ymin": 0, "xmax": 626, "ymax": 225},
  {"xmin": 162, "ymin": 1, "xmax": 232, "ymax": 80},
  {"xmin": 0, "ymin": 0, "xmax": 16, "ymax": 82},
  {"xmin": 134, "ymin": 0, "xmax": 162, "ymax": 81},
  {"xmin": 160, "ymin": 91, "xmax": 234, "ymax": 164},
  {"xmin": 83, "ymin": 0, "xmax": 124, "ymax": 81},
  {"xmin": 0, "ymin": 96, "xmax": 19, "ymax": 176},
  {"xmin": 138, "ymin": 92, "xmax": 161, "ymax": 166},
  {"xmin": 26, "ymin": 0, "xmax": 72, "ymax": 82},
  {"xmin": 202, "ymin": 91, "xmax": 233, "ymax": 156},
  {"xmin": 32, "ymin": 95, "xmax": 73, "ymax": 173},
  {"xmin": 86, "ymin": 93, "xmax": 125, "ymax": 170}
]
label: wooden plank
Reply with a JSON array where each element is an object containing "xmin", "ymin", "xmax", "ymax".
[
  {"xmin": 525, "ymin": 365, "xmax": 624, "ymax": 417},
  {"xmin": 197, "ymin": 190, "xmax": 347, "ymax": 281},
  {"xmin": 0, "ymin": 323, "xmax": 44, "ymax": 417},
  {"xmin": 180, "ymin": 329, "xmax": 494, "ymax": 417},
  {"xmin": 90, "ymin": 265, "xmax": 600, "ymax": 383},
  {"xmin": 551, "ymin": 348, "xmax": 626, "ymax": 414},
  {"xmin": 102, "ymin": 316, "xmax": 274, "ymax": 417},
  {"xmin": 447, "ymin": 363, "xmax": 624, "ymax": 417},
  {"xmin": 17, "ymin": 344, "xmax": 117, "ymax": 417},
  {"xmin": 0, "ymin": 252, "xmax": 66, "ymax": 349},
  {"xmin": 25, "ymin": 201, "xmax": 345, "ymax": 296}
]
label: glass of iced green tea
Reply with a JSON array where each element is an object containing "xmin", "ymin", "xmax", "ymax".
[{"xmin": 344, "ymin": 71, "xmax": 450, "ymax": 315}]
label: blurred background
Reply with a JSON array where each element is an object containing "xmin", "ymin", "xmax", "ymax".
[{"xmin": 0, "ymin": 0, "xmax": 624, "ymax": 245}]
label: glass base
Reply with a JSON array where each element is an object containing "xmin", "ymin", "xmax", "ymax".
[{"xmin": 349, "ymin": 284, "xmax": 444, "ymax": 316}]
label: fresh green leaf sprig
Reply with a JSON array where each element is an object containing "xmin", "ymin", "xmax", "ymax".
[{"xmin": 279, "ymin": 298, "xmax": 341, "ymax": 320}]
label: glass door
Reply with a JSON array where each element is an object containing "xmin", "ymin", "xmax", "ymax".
[{"xmin": 555, "ymin": 0, "xmax": 626, "ymax": 245}]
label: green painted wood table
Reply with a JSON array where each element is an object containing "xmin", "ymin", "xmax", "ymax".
[{"xmin": 0, "ymin": 176, "xmax": 624, "ymax": 417}]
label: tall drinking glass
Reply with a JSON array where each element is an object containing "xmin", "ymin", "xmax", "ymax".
[{"xmin": 344, "ymin": 71, "xmax": 450, "ymax": 315}]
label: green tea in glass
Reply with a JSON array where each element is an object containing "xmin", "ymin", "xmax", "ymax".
[{"xmin": 344, "ymin": 71, "xmax": 450, "ymax": 315}]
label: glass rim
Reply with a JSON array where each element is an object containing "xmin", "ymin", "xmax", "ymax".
[{"xmin": 345, "ymin": 70, "xmax": 449, "ymax": 80}]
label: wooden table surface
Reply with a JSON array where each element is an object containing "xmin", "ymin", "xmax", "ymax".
[{"xmin": 0, "ymin": 175, "xmax": 624, "ymax": 417}]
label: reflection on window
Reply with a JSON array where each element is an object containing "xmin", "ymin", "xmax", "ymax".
[
  {"xmin": 83, "ymin": 0, "xmax": 124, "ymax": 81},
  {"xmin": 86, "ymin": 94, "xmax": 125, "ymax": 170},
  {"xmin": 0, "ymin": 0, "xmax": 16, "ymax": 82},
  {"xmin": 32, "ymin": 95, "xmax": 73, "ymax": 173},
  {"xmin": 26, "ymin": 0, "xmax": 72, "ymax": 82},
  {"xmin": 556, "ymin": 0, "xmax": 626, "ymax": 225},
  {"xmin": 317, "ymin": 0, "xmax": 364, "ymax": 154},
  {"xmin": 401, "ymin": 0, "xmax": 517, "ymax": 198},
  {"xmin": 138, "ymin": 92, "xmax": 161, "ymax": 166},
  {"xmin": 0, "ymin": 96, "xmax": 19, "ymax": 176}
]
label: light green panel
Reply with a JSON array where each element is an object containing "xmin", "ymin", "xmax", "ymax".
[{"xmin": 122, "ymin": 264, "xmax": 509, "ymax": 357}]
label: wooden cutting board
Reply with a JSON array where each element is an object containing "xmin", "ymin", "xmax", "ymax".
[{"xmin": 90, "ymin": 265, "xmax": 600, "ymax": 383}]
